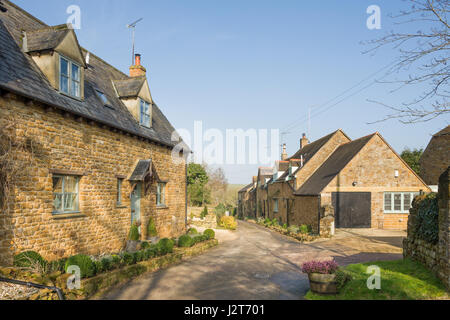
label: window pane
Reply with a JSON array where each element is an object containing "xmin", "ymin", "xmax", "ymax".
[
  {"xmin": 117, "ymin": 179, "xmax": 122, "ymax": 204},
  {"xmin": 64, "ymin": 176, "xmax": 78, "ymax": 193},
  {"xmin": 53, "ymin": 193, "xmax": 63, "ymax": 212},
  {"xmin": 394, "ymin": 194, "xmax": 402, "ymax": 211},
  {"xmin": 60, "ymin": 75, "xmax": 69, "ymax": 94},
  {"xmin": 64, "ymin": 193, "xmax": 77, "ymax": 211},
  {"xmin": 53, "ymin": 177, "xmax": 63, "ymax": 193},
  {"xmin": 71, "ymin": 80, "xmax": 80, "ymax": 97},
  {"xmin": 60, "ymin": 58, "xmax": 69, "ymax": 76},
  {"xmin": 384, "ymin": 193, "xmax": 391, "ymax": 211},
  {"xmin": 71, "ymin": 63, "xmax": 80, "ymax": 81},
  {"xmin": 404, "ymin": 193, "xmax": 412, "ymax": 211}
]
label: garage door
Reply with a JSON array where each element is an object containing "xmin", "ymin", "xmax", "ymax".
[{"xmin": 332, "ymin": 192, "xmax": 371, "ymax": 228}]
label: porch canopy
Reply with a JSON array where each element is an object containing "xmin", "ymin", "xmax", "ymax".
[{"xmin": 129, "ymin": 159, "xmax": 160, "ymax": 193}]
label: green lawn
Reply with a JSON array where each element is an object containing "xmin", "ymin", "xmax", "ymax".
[{"xmin": 305, "ymin": 259, "xmax": 448, "ymax": 300}]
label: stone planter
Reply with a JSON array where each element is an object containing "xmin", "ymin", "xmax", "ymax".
[
  {"xmin": 125, "ymin": 240, "xmax": 141, "ymax": 253},
  {"xmin": 148, "ymin": 236, "xmax": 160, "ymax": 244},
  {"xmin": 308, "ymin": 273, "xmax": 337, "ymax": 294}
]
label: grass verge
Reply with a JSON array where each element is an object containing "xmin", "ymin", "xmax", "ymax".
[{"xmin": 306, "ymin": 259, "xmax": 448, "ymax": 300}]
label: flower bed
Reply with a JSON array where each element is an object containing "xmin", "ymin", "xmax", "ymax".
[
  {"xmin": 248, "ymin": 218, "xmax": 319, "ymax": 242},
  {"xmin": 0, "ymin": 230, "xmax": 218, "ymax": 300}
]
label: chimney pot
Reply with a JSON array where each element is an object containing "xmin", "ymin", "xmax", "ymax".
[
  {"xmin": 135, "ymin": 54, "xmax": 141, "ymax": 66},
  {"xmin": 129, "ymin": 53, "xmax": 147, "ymax": 77},
  {"xmin": 281, "ymin": 143, "xmax": 288, "ymax": 161}
]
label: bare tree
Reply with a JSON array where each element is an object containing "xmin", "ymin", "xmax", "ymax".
[
  {"xmin": 206, "ymin": 167, "xmax": 228, "ymax": 205},
  {"xmin": 364, "ymin": 0, "xmax": 449, "ymax": 123}
]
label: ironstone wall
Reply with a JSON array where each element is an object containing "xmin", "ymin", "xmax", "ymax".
[{"xmin": 404, "ymin": 167, "xmax": 450, "ymax": 290}]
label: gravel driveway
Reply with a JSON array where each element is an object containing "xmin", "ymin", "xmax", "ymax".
[{"xmin": 102, "ymin": 221, "xmax": 405, "ymax": 300}]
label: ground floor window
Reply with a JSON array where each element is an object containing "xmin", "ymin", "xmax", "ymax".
[
  {"xmin": 52, "ymin": 175, "xmax": 80, "ymax": 214},
  {"xmin": 273, "ymin": 199, "xmax": 279, "ymax": 213},
  {"xmin": 157, "ymin": 182, "xmax": 166, "ymax": 206},
  {"xmin": 384, "ymin": 192, "xmax": 419, "ymax": 213},
  {"xmin": 117, "ymin": 178, "xmax": 123, "ymax": 205}
]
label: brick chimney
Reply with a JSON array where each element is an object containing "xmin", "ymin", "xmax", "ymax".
[
  {"xmin": 300, "ymin": 133, "xmax": 309, "ymax": 149},
  {"xmin": 129, "ymin": 54, "xmax": 147, "ymax": 77},
  {"xmin": 281, "ymin": 144, "xmax": 288, "ymax": 161}
]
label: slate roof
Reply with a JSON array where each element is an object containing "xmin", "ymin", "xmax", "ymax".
[
  {"xmin": 24, "ymin": 25, "xmax": 70, "ymax": 53},
  {"xmin": 0, "ymin": 1, "xmax": 186, "ymax": 150},
  {"xmin": 238, "ymin": 183, "xmax": 254, "ymax": 193},
  {"xmin": 295, "ymin": 134, "xmax": 375, "ymax": 196},
  {"xmin": 258, "ymin": 167, "xmax": 273, "ymax": 176},
  {"xmin": 289, "ymin": 130, "xmax": 339, "ymax": 163},
  {"xmin": 113, "ymin": 77, "xmax": 147, "ymax": 98}
]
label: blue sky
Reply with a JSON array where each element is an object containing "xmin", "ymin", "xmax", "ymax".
[{"xmin": 13, "ymin": 0, "xmax": 449, "ymax": 184}]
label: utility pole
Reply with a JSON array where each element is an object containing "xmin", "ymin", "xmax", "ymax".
[{"xmin": 126, "ymin": 18, "xmax": 143, "ymax": 65}]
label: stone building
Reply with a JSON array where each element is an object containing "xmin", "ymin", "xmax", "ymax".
[
  {"xmin": 0, "ymin": 1, "xmax": 188, "ymax": 265},
  {"xmin": 237, "ymin": 177, "xmax": 256, "ymax": 219},
  {"xmin": 255, "ymin": 167, "xmax": 273, "ymax": 218},
  {"xmin": 242, "ymin": 129, "xmax": 431, "ymax": 232},
  {"xmin": 420, "ymin": 126, "xmax": 450, "ymax": 186}
]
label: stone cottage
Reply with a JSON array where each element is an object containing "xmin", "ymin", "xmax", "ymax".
[
  {"xmin": 237, "ymin": 177, "xmax": 257, "ymax": 219},
  {"xmin": 0, "ymin": 1, "xmax": 188, "ymax": 265},
  {"xmin": 420, "ymin": 125, "xmax": 450, "ymax": 187},
  {"xmin": 243, "ymin": 129, "xmax": 431, "ymax": 232}
]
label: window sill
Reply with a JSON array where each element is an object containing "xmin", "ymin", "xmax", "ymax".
[
  {"xmin": 157, "ymin": 205, "xmax": 169, "ymax": 210},
  {"xmin": 52, "ymin": 213, "xmax": 86, "ymax": 220},
  {"xmin": 116, "ymin": 204, "xmax": 128, "ymax": 209},
  {"xmin": 384, "ymin": 212, "xmax": 410, "ymax": 214}
]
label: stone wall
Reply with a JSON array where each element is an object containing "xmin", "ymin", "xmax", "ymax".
[
  {"xmin": 420, "ymin": 126, "xmax": 450, "ymax": 185},
  {"xmin": 0, "ymin": 94, "xmax": 187, "ymax": 265},
  {"xmin": 403, "ymin": 167, "xmax": 450, "ymax": 290},
  {"xmin": 187, "ymin": 207, "xmax": 217, "ymax": 229},
  {"xmin": 319, "ymin": 205, "xmax": 335, "ymax": 237}
]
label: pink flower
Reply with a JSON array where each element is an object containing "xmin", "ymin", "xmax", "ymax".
[{"xmin": 301, "ymin": 259, "xmax": 338, "ymax": 274}]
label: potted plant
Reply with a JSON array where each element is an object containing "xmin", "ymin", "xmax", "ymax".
[
  {"xmin": 302, "ymin": 259, "xmax": 339, "ymax": 294},
  {"xmin": 146, "ymin": 217, "xmax": 159, "ymax": 243}
]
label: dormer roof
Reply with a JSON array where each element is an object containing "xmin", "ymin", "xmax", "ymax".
[{"xmin": 113, "ymin": 77, "xmax": 147, "ymax": 99}]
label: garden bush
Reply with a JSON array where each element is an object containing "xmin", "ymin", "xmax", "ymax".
[
  {"xmin": 147, "ymin": 217, "xmax": 158, "ymax": 238},
  {"xmin": 13, "ymin": 251, "xmax": 47, "ymax": 269},
  {"xmin": 157, "ymin": 238, "xmax": 175, "ymax": 255},
  {"xmin": 282, "ymin": 223, "xmax": 288, "ymax": 229},
  {"xmin": 288, "ymin": 225, "xmax": 300, "ymax": 234},
  {"xmin": 141, "ymin": 241, "xmax": 150, "ymax": 249},
  {"xmin": 121, "ymin": 252, "xmax": 135, "ymax": 265},
  {"xmin": 94, "ymin": 260, "xmax": 104, "ymax": 274},
  {"xmin": 134, "ymin": 250, "xmax": 144, "ymax": 263},
  {"xmin": 219, "ymin": 216, "xmax": 237, "ymax": 230},
  {"xmin": 144, "ymin": 246, "xmax": 158, "ymax": 260},
  {"xmin": 100, "ymin": 257, "xmax": 112, "ymax": 271},
  {"xmin": 111, "ymin": 255, "xmax": 121, "ymax": 269},
  {"xmin": 49, "ymin": 258, "xmax": 67, "ymax": 273},
  {"xmin": 178, "ymin": 234, "xmax": 194, "ymax": 247},
  {"xmin": 65, "ymin": 254, "xmax": 95, "ymax": 278},
  {"xmin": 187, "ymin": 228, "xmax": 198, "ymax": 235},
  {"xmin": 200, "ymin": 206, "xmax": 208, "ymax": 219},
  {"xmin": 203, "ymin": 229, "xmax": 215, "ymax": 240},
  {"xmin": 299, "ymin": 224, "xmax": 311, "ymax": 234},
  {"xmin": 414, "ymin": 193, "xmax": 439, "ymax": 244},
  {"xmin": 128, "ymin": 224, "xmax": 140, "ymax": 241}
]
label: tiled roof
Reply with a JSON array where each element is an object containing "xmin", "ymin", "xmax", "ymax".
[
  {"xmin": 238, "ymin": 183, "xmax": 254, "ymax": 193},
  {"xmin": 113, "ymin": 77, "xmax": 147, "ymax": 98},
  {"xmin": 24, "ymin": 24, "xmax": 70, "ymax": 52},
  {"xmin": 295, "ymin": 134, "xmax": 375, "ymax": 196},
  {"xmin": 288, "ymin": 130, "xmax": 339, "ymax": 163},
  {"xmin": 0, "ymin": 0, "xmax": 184, "ymax": 149}
]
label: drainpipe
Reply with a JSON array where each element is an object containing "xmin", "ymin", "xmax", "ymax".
[
  {"xmin": 185, "ymin": 162, "xmax": 188, "ymax": 228},
  {"xmin": 317, "ymin": 194, "xmax": 321, "ymax": 235}
]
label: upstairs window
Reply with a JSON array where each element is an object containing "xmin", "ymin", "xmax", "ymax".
[
  {"xmin": 140, "ymin": 99, "xmax": 151, "ymax": 128},
  {"xmin": 60, "ymin": 56, "xmax": 81, "ymax": 98},
  {"xmin": 273, "ymin": 199, "xmax": 279, "ymax": 213}
]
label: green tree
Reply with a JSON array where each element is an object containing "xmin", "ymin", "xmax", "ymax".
[
  {"xmin": 187, "ymin": 163, "xmax": 210, "ymax": 206},
  {"xmin": 401, "ymin": 148, "xmax": 423, "ymax": 175}
]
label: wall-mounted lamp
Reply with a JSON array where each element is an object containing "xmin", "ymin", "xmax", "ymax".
[{"xmin": 352, "ymin": 181, "xmax": 358, "ymax": 187}]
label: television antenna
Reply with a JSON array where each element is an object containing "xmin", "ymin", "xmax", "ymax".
[{"xmin": 126, "ymin": 18, "xmax": 143, "ymax": 65}]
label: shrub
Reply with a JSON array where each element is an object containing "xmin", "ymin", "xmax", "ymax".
[
  {"xmin": 282, "ymin": 223, "xmax": 288, "ymax": 230},
  {"xmin": 100, "ymin": 257, "xmax": 112, "ymax": 271},
  {"xmin": 121, "ymin": 252, "xmax": 135, "ymax": 266},
  {"xmin": 134, "ymin": 251, "xmax": 144, "ymax": 263},
  {"xmin": 94, "ymin": 260, "xmax": 104, "ymax": 274},
  {"xmin": 335, "ymin": 268, "xmax": 352, "ymax": 290},
  {"xmin": 200, "ymin": 206, "xmax": 208, "ymax": 219},
  {"xmin": 144, "ymin": 246, "xmax": 158, "ymax": 260},
  {"xmin": 301, "ymin": 260, "xmax": 338, "ymax": 275},
  {"xmin": 141, "ymin": 241, "xmax": 150, "ymax": 250},
  {"xmin": 187, "ymin": 228, "xmax": 198, "ymax": 235},
  {"xmin": 299, "ymin": 224, "xmax": 311, "ymax": 234},
  {"xmin": 111, "ymin": 255, "xmax": 121, "ymax": 269},
  {"xmin": 147, "ymin": 217, "xmax": 158, "ymax": 238},
  {"xmin": 414, "ymin": 193, "xmax": 439, "ymax": 244},
  {"xmin": 204, "ymin": 229, "xmax": 215, "ymax": 240},
  {"xmin": 157, "ymin": 238, "xmax": 175, "ymax": 255},
  {"xmin": 49, "ymin": 258, "xmax": 67, "ymax": 273},
  {"xmin": 128, "ymin": 224, "xmax": 140, "ymax": 241},
  {"xmin": 215, "ymin": 203, "xmax": 227, "ymax": 223},
  {"xmin": 65, "ymin": 254, "xmax": 95, "ymax": 278},
  {"xmin": 288, "ymin": 225, "xmax": 300, "ymax": 234},
  {"xmin": 219, "ymin": 216, "xmax": 237, "ymax": 230},
  {"xmin": 191, "ymin": 234, "xmax": 208, "ymax": 245},
  {"xmin": 178, "ymin": 234, "xmax": 194, "ymax": 248},
  {"xmin": 13, "ymin": 251, "xmax": 47, "ymax": 269}
]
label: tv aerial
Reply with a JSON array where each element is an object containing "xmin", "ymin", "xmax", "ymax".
[{"xmin": 127, "ymin": 18, "xmax": 143, "ymax": 65}]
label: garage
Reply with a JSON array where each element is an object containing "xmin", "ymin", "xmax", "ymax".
[{"xmin": 332, "ymin": 192, "xmax": 371, "ymax": 228}]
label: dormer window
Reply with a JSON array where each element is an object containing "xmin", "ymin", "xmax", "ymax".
[
  {"xmin": 60, "ymin": 56, "xmax": 81, "ymax": 98},
  {"xmin": 140, "ymin": 98, "xmax": 151, "ymax": 128}
]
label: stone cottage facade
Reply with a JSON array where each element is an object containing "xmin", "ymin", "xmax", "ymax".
[
  {"xmin": 242, "ymin": 130, "xmax": 431, "ymax": 232},
  {"xmin": 0, "ymin": 1, "xmax": 188, "ymax": 265},
  {"xmin": 420, "ymin": 125, "xmax": 450, "ymax": 186}
]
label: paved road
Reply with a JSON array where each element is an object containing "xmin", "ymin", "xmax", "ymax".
[{"xmin": 102, "ymin": 221, "xmax": 404, "ymax": 300}]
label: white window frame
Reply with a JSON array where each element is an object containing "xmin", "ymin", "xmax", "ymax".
[
  {"xmin": 59, "ymin": 55, "xmax": 81, "ymax": 98},
  {"xmin": 52, "ymin": 175, "xmax": 80, "ymax": 214},
  {"xmin": 384, "ymin": 192, "xmax": 419, "ymax": 214},
  {"xmin": 140, "ymin": 98, "xmax": 151, "ymax": 128},
  {"xmin": 157, "ymin": 182, "xmax": 166, "ymax": 206}
]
